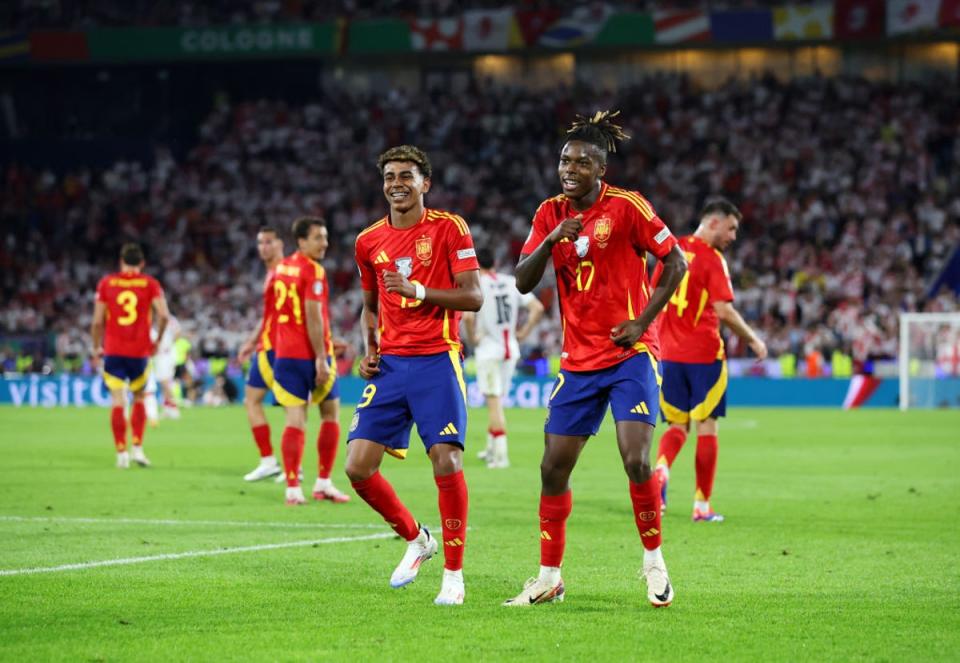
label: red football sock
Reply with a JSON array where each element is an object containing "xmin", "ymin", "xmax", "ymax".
[
  {"xmin": 251, "ymin": 424, "xmax": 272, "ymax": 457},
  {"xmin": 695, "ymin": 434, "xmax": 719, "ymax": 502},
  {"xmin": 656, "ymin": 426, "xmax": 687, "ymax": 468},
  {"xmin": 539, "ymin": 491, "xmax": 572, "ymax": 568},
  {"xmin": 488, "ymin": 427, "xmax": 505, "ymax": 438},
  {"xmin": 110, "ymin": 406, "xmax": 127, "ymax": 452},
  {"xmin": 130, "ymin": 402, "xmax": 146, "ymax": 446},
  {"xmin": 435, "ymin": 470, "xmax": 468, "ymax": 571},
  {"xmin": 280, "ymin": 427, "xmax": 305, "ymax": 487},
  {"xmin": 629, "ymin": 477, "xmax": 662, "ymax": 551},
  {"xmin": 351, "ymin": 471, "xmax": 418, "ymax": 541},
  {"xmin": 316, "ymin": 421, "xmax": 340, "ymax": 480}
]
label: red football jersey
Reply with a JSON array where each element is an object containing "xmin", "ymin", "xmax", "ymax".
[
  {"xmin": 654, "ymin": 235, "xmax": 734, "ymax": 363},
  {"xmin": 355, "ymin": 208, "xmax": 480, "ymax": 356},
  {"xmin": 255, "ymin": 268, "xmax": 279, "ymax": 353},
  {"xmin": 272, "ymin": 251, "xmax": 326, "ymax": 360},
  {"xmin": 521, "ymin": 182, "xmax": 678, "ymax": 371},
  {"xmin": 95, "ymin": 271, "xmax": 164, "ymax": 358}
]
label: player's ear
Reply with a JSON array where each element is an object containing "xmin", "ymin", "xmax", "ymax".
[{"xmin": 421, "ymin": 176, "xmax": 431, "ymax": 194}]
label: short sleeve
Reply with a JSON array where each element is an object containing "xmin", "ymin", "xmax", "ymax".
[
  {"xmin": 520, "ymin": 201, "xmax": 552, "ymax": 255},
  {"xmin": 628, "ymin": 194, "xmax": 677, "ymax": 259},
  {"xmin": 355, "ymin": 236, "xmax": 377, "ymax": 292},
  {"xmin": 305, "ymin": 264, "xmax": 324, "ymax": 302},
  {"xmin": 447, "ymin": 216, "xmax": 480, "ymax": 274},
  {"xmin": 708, "ymin": 253, "xmax": 735, "ymax": 303}
]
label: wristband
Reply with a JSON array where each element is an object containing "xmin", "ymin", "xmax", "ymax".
[{"xmin": 414, "ymin": 283, "xmax": 426, "ymax": 301}]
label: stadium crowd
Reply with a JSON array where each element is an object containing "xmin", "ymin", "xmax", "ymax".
[{"xmin": 2, "ymin": 74, "xmax": 958, "ymax": 378}]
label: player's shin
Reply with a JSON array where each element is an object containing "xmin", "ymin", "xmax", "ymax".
[
  {"xmin": 629, "ymin": 478, "xmax": 662, "ymax": 552},
  {"xmin": 435, "ymin": 470, "xmax": 468, "ymax": 571},
  {"xmin": 351, "ymin": 471, "xmax": 418, "ymax": 541},
  {"xmin": 539, "ymin": 491, "xmax": 572, "ymax": 576},
  {"xmin": 130, "ymin": 401, "xmax": 147, "ymax": 446},
  {"xmin": 281, "ymin": 427, "xmax": 305, "ymax": 487},
  {"xmin": 251, "ymin": 424, "xmax": 273, "ymax": 457},
  {"xmin": 111, "ymin": 406, "xmax": 127, "ymax": 451},
  {"xmin": 695, "ymin": 434, "xmax": 719, "ymax": 507},
  {"xmin": 316, "ymin": 421, "xmax": 340, "ymax": 480},
  {"xmin": 656, "ymin": 426, "xmax": 687, "ymax": 471}
]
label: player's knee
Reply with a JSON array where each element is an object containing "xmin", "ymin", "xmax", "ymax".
[
  {"xmin": 623, "ymin": 456, "xmax": 653, "ymax": 483},
  {"xmin": 540, "ymin": 458, "xmax": 571, "ymax": 491},
  {"xmin": 344, "ymin": 460, "xmax": 374, "ymax": 483}
]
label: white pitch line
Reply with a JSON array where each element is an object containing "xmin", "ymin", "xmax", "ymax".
[
  {"xmin": 0, "ymin": 532, "xmax": 395, "ymax": 577},
  {"xmin": 0, "ymin": 515, "xmax": 384, "ymax": 530}
]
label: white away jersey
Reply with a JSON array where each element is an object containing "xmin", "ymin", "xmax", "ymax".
[{"xmin": 474, "ymin": 272, "xmax": 534, "ymax": 362}]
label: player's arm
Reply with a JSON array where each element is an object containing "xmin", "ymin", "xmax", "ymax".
[
  {"xmin": 382, "ymin": 269, "xmax": 483, "ymax": 311},
  {"xmin": 238, "ymin": 322, "xmax": 263, "ymax": 363},
  {"xmin": 461, "ymin": 311, "xmax": 478, "ymax": 347},
  {"xmin": 611, "ymin": 246, "xmax": 687, "ymax": 347},
  {"xmin": 515, "ymin": 214, "xmax": 583, "ymax": 294},
  {"xmin": 713, "ymin": 301, "xmax": 768, "ymax": 359},
  {"xmin": 90, "ymin": 300, "xmax": 107, "ymax": 368},
  {"xmin": 304, "ymin": 297, "xmax": 332, "ymax": 387},
  {"xmin": 516, "ymin": 296, "xmax": 545, "ymax": 343},
  {"xmin": 151, "ymin": 295, "xmax": 170, "ymax": 354},
  {"xmin": 358, "ymin": 289, "xmax": 381, "ymax": 379}
]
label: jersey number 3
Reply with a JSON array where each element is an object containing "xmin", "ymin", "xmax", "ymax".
[{"xmin": 116, "ymin": 290, "xmax": 138, "ymax": 326}]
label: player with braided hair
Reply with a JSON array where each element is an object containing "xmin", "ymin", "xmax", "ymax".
[{"xmin": 503, "ymin": 111, "xmax": 688, "ymax": 608}]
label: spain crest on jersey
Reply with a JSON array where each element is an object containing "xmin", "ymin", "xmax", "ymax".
[
  {"xmin": 593, "ymin": 216, "xmax": 612, "ymax": 246},
  {"xmin": 415, "ymin": 236, "xmax": 433, "ymax": 264}
]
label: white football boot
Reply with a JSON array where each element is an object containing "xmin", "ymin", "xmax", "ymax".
[
  {"xmin": 503, "ymin": 574, "xmax": 565, "ymax": 606},
  {"xmin": 284, "ymin": 486, "xmax": 306, "ymax": 506},
  {"xmin": 642, "ymin": 559, "xmax": 674, "ymax": 607},
  {"xmin": 244, "ymin": 456, "xmax": 281, "ymax": 481},
  {"xmin": 434, "ymin": 569, "xmax": 465, "ymax": 605},
  {"xmin": 390, "ymin": 526, "xmax": 438, "ymax": 588},
  {"xmin": 131, "ymin": 446, "xmax": 151, "ymax": 467},
  {"xmin": 116, "ymin": 451, "xmax": 130, "ymax": 469}
]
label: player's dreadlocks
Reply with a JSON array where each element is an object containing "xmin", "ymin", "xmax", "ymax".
[
  {"xmin": 565, "ymin": 110, "xmax": 631, "ymax": 157},
  {"xmin": 377, "ymin": 145, "xmax": 432, "ymax": 178}
]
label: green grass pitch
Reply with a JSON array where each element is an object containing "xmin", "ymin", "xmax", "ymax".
[{"xmin": 0, "ymin": 405, "xmax": 958, "ymax": 661}]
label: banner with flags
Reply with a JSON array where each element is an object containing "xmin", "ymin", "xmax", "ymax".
[
  {"xmin": 654, "ymin": 9, "xmax": 711, "ymax": 43},
  {"xmin": 887, "ymin": 0, "xmax": 942, "ymax": 33},
  {"xmin": 774, "ymin": 5, "xmax": 835, "ymax": 39},
  {"xmin": 538, "ymin": 5, "xmax": 615, "ymax": 48},
  {"xmin": 0, "ymin": 31, "xmax": 30, "ymax": 61},
  {"xmin": 409, "ymin": 18, "xmax": 463, "ymax": 51},
  {"xmin": 834, "ymin": 0, "xmax": 886, "ymax": 38},
  {"xmin": 463, "ymin": 9, "xmax": 517, "ymax": 52},
  {"xmin": 710, "ymin": 10, "xmax": 774, "ymax": 42}
]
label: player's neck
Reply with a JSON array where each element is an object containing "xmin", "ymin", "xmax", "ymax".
[
  {"xmin": 693, "ymin": 229, "xmax": 717, "ymax": 249},
  {"xmin": 389, "ymin": 202, "xmax": 425, "ymax": 230},
  {"xmin": 120, "ymin": 265, "xmax": 141, "ymax": 274},
  {"xmin": 567, "ymin": 181, "xmax": 603, "ymax": 212},
  {"xmin": 265, "ymin": 257, "xmax": 282, "ymax": 271}
]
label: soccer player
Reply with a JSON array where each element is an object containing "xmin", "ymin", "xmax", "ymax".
[
  {"xmin": 91, "ymin": 243, "xmax": 170, "ymax": 468},
  {"xmin": 653, "ymin": 198, "xmax": 768, "ymax": 522},
  {"xmin": 144, "ymin": 313, "xmax": 181, "ymax": 425},
  {"xmin": 270, "ymin": 217, "xmax": 347, "ymax": 505},
  {"xmin": 462, "ymin": 247, "xmax": 544, "ymax": 469},
  {"xmin": 345, "ymin": 145, "xmax": 482, "ymax": 606},
  {"xmin": 238, "ymin": 227, "xmax": 284, "ymax": 482},
  {"xmin": 502, "ymin": 111, "xmax": 687, "ymax": 608}
]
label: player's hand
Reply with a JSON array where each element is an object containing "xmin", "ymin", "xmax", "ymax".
[
  {"xmin": 383, "ymin": 270, "xmax": 415, "ymax": 298},
  {"xmin": 238, "ymin": 341, "xmax": 255, "ymax": 363},
  {"xmin": 547, "ymin": 214, "xmax": 583, "ymax": 246},
  {"xmin": 90, "ymin": 348, "xmax": 103, "ymax": 369},
  {"xmin": 749, "ymin": 337, "xmax": 769, "ymax": 361},
  {"xmin": 610, "ymin": 319, "xmax": 649, "ymax": 348},
  {"xmin": 358, "ymin": 352, "xmax": 380, "ymax": 379},
  {"xmin": 332, "ymin": 338, "xmax": 350, "ymax": 357},
  {"xmin": 315, "ymin": 357, "xmax": 331, "ymax": 388}
]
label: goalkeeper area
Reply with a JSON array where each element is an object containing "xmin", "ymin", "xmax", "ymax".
[
  {"xmin": 0, "ymin": 406, "xmax": 957, "ymax": 660},
  {"xmin": 900, "ymin": 312, "xmax": 960, "ymax": 410}
]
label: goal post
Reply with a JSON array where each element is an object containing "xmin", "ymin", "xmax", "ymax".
[{"xmin": 899, "ymin": 312, "xmax": 960, "ymax": 411}]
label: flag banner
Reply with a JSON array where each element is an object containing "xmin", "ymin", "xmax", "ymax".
[
  {"xmin": 774, "ymin": 5, "xmax": 835, "ymax": 39},
  {"xmin": 834, "ymin": 0, "xmax": 885, "ymax": 38},
  {"xmin": 410, "ymin": 17, "xmax": 464, "ymax": 51},
  {"xmin": 538, "ymin": 5, "xmax": 615, "ymax": 48},
  {"xmin": 886, "ymin": 0, "xmax": 941, "ymax": 34},
  {"xmin": 709, "ymin": 10, "xmax": 774, "ymax": 42},
  {"xmin": 654, "ymin": 9, "xmax": 711, "ymax": 43},
  {"xmin": 463, "ymin": 9, "xmax": 514, "ymax": 52}
]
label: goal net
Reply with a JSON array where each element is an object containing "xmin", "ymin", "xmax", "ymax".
[{"xmin": 899, "ymin": 312, "xmax": 960, "ymax": 410}]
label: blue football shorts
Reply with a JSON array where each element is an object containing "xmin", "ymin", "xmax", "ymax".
[{"xmin": 659, "ymin": 359, "xmax": 728, "ymax": 424}]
